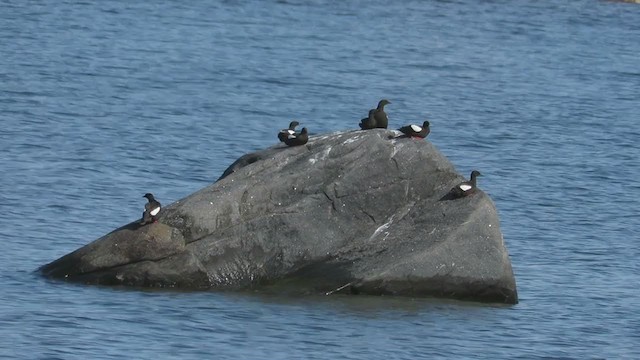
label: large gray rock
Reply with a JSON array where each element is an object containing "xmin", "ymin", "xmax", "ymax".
[{"xmin": 40, "ymin": 129, "xmax": 518, "ymax": 304}]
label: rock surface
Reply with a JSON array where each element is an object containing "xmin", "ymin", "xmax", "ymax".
[{"xmin": 40, "ymin": 129, "xmax": 518, "ymax": 304}]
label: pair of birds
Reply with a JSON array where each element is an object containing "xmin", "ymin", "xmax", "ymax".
[
  {"xmin": 139, "ymin": 170, "xmax": 482, "ymax": 227},
  {"xmin": 139, "ymin": 155, "xmax": 480, "ymax": 230},
  {"xmin": 139, "ymin": 120, "xmax": 305, "ymax": 227},
  {"xmin": 359, "ymin": 99, "xmax": 391, "ymax": 130},
  {"xmin": 359, "ymin": 99, "xmax": 430, "ymax": 139},
  {"xmin": 278, "ymin": 121, "xmax": 309, "ymax": 146},
  {"xmin": 138, "ymin": 171, "xmax": 482, "ymax": 228}
]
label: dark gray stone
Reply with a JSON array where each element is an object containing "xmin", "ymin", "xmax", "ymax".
[{"xmin": 40, "ymin": 129, "xmax": 518, "ymax": 303}]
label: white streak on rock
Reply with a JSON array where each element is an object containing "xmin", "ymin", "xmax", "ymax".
[
  {"xmin": 368, "ymin": 214, "xmax": 396, "ymax": 242},
  {"xmin": 343, "ymin": 136, "xmax": 360, "ymax": 144},
  {"xmin": 308, "ymin": 146, "xmax": 331, "ymax": 165},
  {"xmin": 390, "ymin": 145, "xmax": 398, "ymax": 158}
]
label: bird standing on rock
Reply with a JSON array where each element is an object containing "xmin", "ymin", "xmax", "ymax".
[
  {"xmin": 278, "ymin": 121, "xmax": 300, "ymax": 142},
  {"xmin": 140, "ymin": 193, "xmax": 161, "ymax": 225},
  {"xmin": 399, "ymin": 120, "xmax": 430, "ymax": 139},
  {"xmin": 284, "ymin": 127, "xmax": 308, "ymax": 147},
  {"xmin": 359, "ymin": 109, "xmax": 377, "ymax": 130},
  {"xmin": 373, "ymin": 99, "xmax": 391, "ymax": 129},
  {"xmin": 447, "ymin": 170, "xmax": 482, "ymax": 199}
]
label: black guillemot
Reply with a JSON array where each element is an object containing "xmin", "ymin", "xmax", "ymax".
[
  {"xmin": 284, "ymin": 127, "xmax": 308, "ymax": 147},
  {"xmin": 399, "ymin": 120, "xmax": 430, "ymax": 139},
  {"xmin": 359, "ymin": 109, "xmax": 377, "ymax": 130},
  {"xmin": 140, "ymin": 193, "xmax": 161, "ymax": 225},
  {"xmin": 373, "ymin": 99, "xmax": 391, "ymax": 129},
  {"xmin": 278, "ymin": 121, "xmax": 300, "ymax": 142},
  {"xmin": 447, "ymin": 170, "xmax": 482, "ymax": 199}
]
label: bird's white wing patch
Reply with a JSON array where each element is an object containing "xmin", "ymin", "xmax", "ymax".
[
  {"xmin": 287, "ymin": 129, "xmax": 296, "ymax": 135},
  {"xmin": 410, "ymin": 124, "xmax": 422, "ymax": 132},
  {"xmin": 288, "ymin": 134, "xmax": 296, "ymax": 139},
  {"xmin": 150, "ymin": 207, "xmax": 161, "ymax": 216},
  {"xmin": 459, "ymin": 184, "xmax": 472, "ymax": 191}
]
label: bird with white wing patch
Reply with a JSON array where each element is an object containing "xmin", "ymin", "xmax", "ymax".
[
  {"xmin": 140, "ymin": 193, "xmax": 161, "ymax": 225},
  {"xmin": 284, "ymin": 127, "xmax": 309, "ymax": 147},
  {"xmin": 399, "ymin": 120, "xmax": 430, "ymax": 139},
  {"xmin": 278, "ymin": 121, "xmax": 300, "ymax": 142},
  {"xmin": 446, "ymin": 170, "xmax": 482, "ymax": 199}
]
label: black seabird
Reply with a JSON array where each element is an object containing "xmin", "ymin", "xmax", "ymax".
[
  {"xmin": 447, "ymin": 170, "xmax": 482, "ymax": 199},
  {"xmin": 284, "ymin": 127, "xmax": 309, "ymax": 147},
  {"xmin": 359, "ymin": 109, "xmax": 377, "ymax": 130},
  {"xmin": 399, "ymin": 120, "xmax": 430, "ymax": 138},
  {"xmin": 140, "ymin": 193, "xmax": 161, "ymax": 225},
  {"xmin": 278, "ymin": 121, "xmax": 300, "ymax": 142},
  {"xmin": 373, "ymin": 99, "xmax": 391, "ymax": 129}
]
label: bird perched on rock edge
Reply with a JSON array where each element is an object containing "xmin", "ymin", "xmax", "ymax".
[
  {"xmin": 373, "ymin": 99, "xmax": 391, "ymax": 129},
  {"xmin": 359, "ymin": 109, "xmax": 377, "ymax": 130},
  {"xmin": 399, "ymin": 120, "xmax": 430, "ymax": 139},
  {"xmin": 447, "ymin": 170, "xmax": 482, "ymax": 199},
  {"xmin": 284, "ymin": 127, "xmax": 309, "ymax": 147},
  {"xmin": 278, "ymin": 121, "xmax": 300, "ymax": 142},
  {"xmin": 140, "ymin": 193, "xmax": 161, "ymax": 225}
]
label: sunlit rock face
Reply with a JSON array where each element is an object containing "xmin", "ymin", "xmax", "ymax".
[{"xmin": 41, "ymin": 129, "xmax": 518, "ymax": 304}]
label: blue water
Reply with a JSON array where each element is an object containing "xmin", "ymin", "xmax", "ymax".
[{"xmin": 1, "ymin": 0, "xmax": 639, "ymax": 358}]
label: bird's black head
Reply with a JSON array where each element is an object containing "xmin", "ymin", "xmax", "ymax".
[
  {"xmin": 289, "ymin": 120, "xmax": 300, "ymax": 129},
  {"xmin": 470, "ymin": 170, "xmax": 482, "ymax": 178},
  {"xmin": 423, "ymin": 120, "xmax": 430, "ymax": 127},
  {"xmin": 143, "ymin": 193, "xmax": 155, "ymax": 200},
  {"xmin": 300, "ymin": 127, "xmax": 308, "ymax": 135},
  {"xmin": 378, "ymin": 99, "xmax": 391, "ymax": 108}
]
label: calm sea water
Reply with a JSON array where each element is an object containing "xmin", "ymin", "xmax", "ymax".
[{"xmin": 1, "ymin": 0, "xmax": 639, "ymax": 358}]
